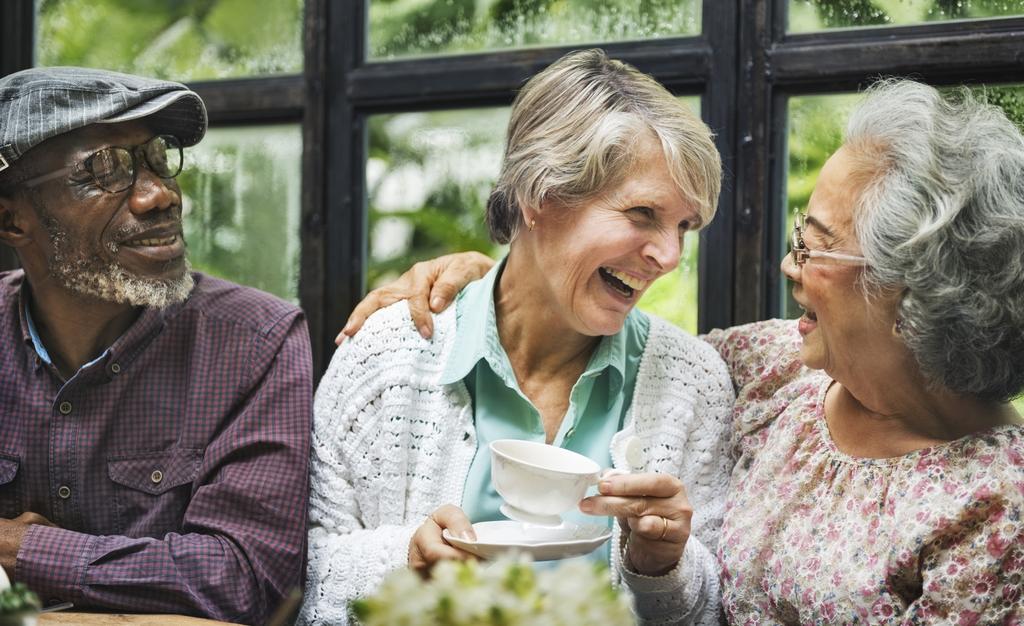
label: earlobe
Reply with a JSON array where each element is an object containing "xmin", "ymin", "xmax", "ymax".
[
  {"xmin": 521, "ymin": 206, "xmax": 537, "ymax": 231},
  {"xmin": 522, "ymin": 200, "xmax": 549, "ymax": 234}
]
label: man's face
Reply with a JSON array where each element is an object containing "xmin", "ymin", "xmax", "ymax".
[{"xmin": 20, "ymin": 120, "xmax": 193, "ymax": 308}]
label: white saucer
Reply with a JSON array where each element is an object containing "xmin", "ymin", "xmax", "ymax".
[
  {"xmin": 443, "ymin": 521, "xmax": 612, "ymax": 561},
  {"xmin": 499, "ymin": 503, "xmax": 563, "ymax": 527}
]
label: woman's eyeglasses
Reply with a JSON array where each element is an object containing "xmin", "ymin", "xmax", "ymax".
[
  {"xmin": 22, "ymin": 135, "xmax": 184, "ymax": 194},
  {"xmin": 789, "ymin": 211, "xmax": 867, "ymax": 268}
]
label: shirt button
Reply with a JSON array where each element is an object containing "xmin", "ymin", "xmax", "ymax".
[
  {"xmin": 57, "ymin": 485, "xmax": 71, "ymax": 499},
  {"xmin": 150, "ymin": 470, "xmax": 163, "ymax": 484},
  {"xmin": 58, "ymin": 401, "xmax": 72, "ymax": 415},
  {"xmin": 110, "ymin": 363, "xmax": 121, "ymax": 374},
  {"xmin": 565, "ymin": 427, "xmax": 576, "ymax": 439}
]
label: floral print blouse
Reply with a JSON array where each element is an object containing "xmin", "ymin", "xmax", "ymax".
[{"xmin": 704, "ymin": 319, "xmax": 1024, "ymax": 625}]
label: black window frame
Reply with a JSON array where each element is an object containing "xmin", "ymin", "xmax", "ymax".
[{"xmin": 4, "ymin": 0, "xmax": 1024, "ymax": 376}]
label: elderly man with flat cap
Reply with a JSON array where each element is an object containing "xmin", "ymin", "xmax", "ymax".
[{"xmin": 0, "ymin": 67, "xmax": 312, "ymax": 624}]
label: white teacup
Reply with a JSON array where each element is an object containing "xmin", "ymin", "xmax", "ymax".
[{"xmin": 490, "ymin": 439, "xmax": 624, "ymax": 526}]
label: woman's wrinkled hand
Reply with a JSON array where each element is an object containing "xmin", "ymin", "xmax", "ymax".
[
  {"xmin": 408, "ymin": 504, "xmax": 478, "ymax": 577},
  {"xmin": 337, "ymin": 251, "xmax": 495, "ymax": 344},
  {"xmin": 579, "ymin": 473, "xmax": 691, "ymax": 577}
]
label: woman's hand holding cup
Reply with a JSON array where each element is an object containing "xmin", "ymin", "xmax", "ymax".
[
  {"xmin": 579, "ymin": 473, "xmax": 692, "ymax": 577},
  {"xmin": 408, "ymin": 504, "xmax": 478, "ymax": 577}
]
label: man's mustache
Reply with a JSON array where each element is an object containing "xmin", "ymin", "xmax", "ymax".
[{"xmin": 110, "ymin": 215, "xmax": 184, "ymax": 244}]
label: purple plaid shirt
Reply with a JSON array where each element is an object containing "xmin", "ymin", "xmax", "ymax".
[{"xmin": 0, "ymin": 270, "xmax": 312, "ymax": 625}]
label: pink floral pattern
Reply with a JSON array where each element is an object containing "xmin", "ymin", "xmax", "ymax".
[{"xmin": 705, "ymin": 319, "xmax": 1024, "ymax": 625}]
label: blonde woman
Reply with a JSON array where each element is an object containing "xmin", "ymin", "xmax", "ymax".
[{"xmin": 301, "ymin": 50, "xmax": 733, "ymax": 625}]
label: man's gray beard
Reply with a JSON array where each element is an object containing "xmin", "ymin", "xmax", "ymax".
[{"xmin": 42, "ymin": 214, "xmax": 194, "ymax": 309}]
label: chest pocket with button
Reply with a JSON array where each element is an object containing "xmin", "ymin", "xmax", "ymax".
[
  {"xmin": 107, "ymin": 449, "xmax": 202, "ymax": 538},
  {"xmin": 0, "ymin": 455, "xmax": 21, "ymax": 519}
]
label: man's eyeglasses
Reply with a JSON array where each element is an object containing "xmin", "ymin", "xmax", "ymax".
[
  {"xmin": 790, "ymin": 211, "xmax": 868, "ymax": 267},
  {"xmin": 22, "ymin": 135, "xmax": 183, "ymax": 194}
]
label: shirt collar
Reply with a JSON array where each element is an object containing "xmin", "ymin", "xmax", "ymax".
[
  {"xmin": 439, "ymin": 258, "xmax": 503, "ymax": 385},
  {"xmin": 439, "ymin": 257, "xmax": 630, "ymax": 400},
  {"xmin": 21, "ymin": 285, "xmax": 53, "ymax": 365},
  {"xmin": 587, "ymin": 316, "xmax": 628, "ymax": 401},
  {"xmin": 16, "ymin": 278, "xmax": 41, "ymax": 372},
  {"xmin": 16, "ymin": 278, "xmax": 182, "ymax": 378}
]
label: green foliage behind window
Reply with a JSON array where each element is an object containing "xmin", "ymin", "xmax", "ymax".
[
  {"xmin": 179, "ymin": 126, "xmax": 302, "ymax": 303},
  {"xmin": 368, "ymin": 0, "xmax": 700, "ymax": 59},
  {"xmin": 37, "ymin": 0, "xmax": 303, "ymax": 80},
  {"xmin": 789, "ymin": 0, "xmax": 1024, "ymax": 31},
  {"xmin": 366, "ymin": 109, "xmax": 508, "ymax": 289}
]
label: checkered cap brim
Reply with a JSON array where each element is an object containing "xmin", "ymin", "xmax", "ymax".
[{"xmin": 0, "ymin": 66, "xmax": 207, "ymax": 173}]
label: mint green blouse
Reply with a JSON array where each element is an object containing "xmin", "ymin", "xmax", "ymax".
[{"xmin": 439, "ymin": 259, "xmax": 650, "ymax": 564}]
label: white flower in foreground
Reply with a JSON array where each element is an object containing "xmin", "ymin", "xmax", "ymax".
[{"xmin": 352, "ymin": 554, "xmax": 633, "ymax": 626}]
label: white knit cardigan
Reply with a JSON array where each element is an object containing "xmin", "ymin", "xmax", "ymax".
[{"xmin": 300, "ymin": 302, "xmax": 735, "ymax": 625}]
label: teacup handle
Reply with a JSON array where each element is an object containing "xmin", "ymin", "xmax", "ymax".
[{"xmin": 593, "ymin": 436, "xmax": 646, "ymax": 483}]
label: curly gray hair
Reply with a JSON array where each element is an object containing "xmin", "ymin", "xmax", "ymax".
[
  {"xmin": 847, "ymin": 79, "xmax": 1024, "ymax": 403},
  {"xmin": 486, "ymin": 49, "xmax": 721, "ymax": 244}
]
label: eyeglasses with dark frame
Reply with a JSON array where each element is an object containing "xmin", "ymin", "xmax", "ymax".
[
  {"xmin": 21, "ymin": 135, "xmax": 184, "ymax": 194},
  {"xmin": 789, "ymin": 211, "xmax": 868, "ymax": 267}
]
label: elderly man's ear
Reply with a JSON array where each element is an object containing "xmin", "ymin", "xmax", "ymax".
[{"xmin": 0, "ymin": 194, "xmax": 34, "ymax": 249}]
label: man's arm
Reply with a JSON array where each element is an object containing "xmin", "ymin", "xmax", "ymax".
[
  {"xmin": 338, "ymin": 251, "xmax": 493, "ymax": 343},
  {"xmin": 15, "ymin": 313, "xmax": 313, "ymax": 626},
  {"xmin": 0, "ymin": 513, "xmax": 56, "ymax": 575}
]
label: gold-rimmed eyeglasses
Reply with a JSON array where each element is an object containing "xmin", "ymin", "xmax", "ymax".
[
  {"xmin": 21, "ymin": 135, "xmax": 183, "ymax": 194},
  {"xmin": 790, "ymin": 211, "xmax": 867, "ymax": 268}
]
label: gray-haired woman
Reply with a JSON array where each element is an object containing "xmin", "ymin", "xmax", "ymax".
[
  {"xmin": 349, "ymin": 79, "xmax": 1024, "ymax": 622},
  {"xmin": 302, "ymin": 49, "xmax": 734, "ymax": 625}
]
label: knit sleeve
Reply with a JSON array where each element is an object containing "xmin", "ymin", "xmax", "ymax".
[
  {"xmin": 620, "ymin": 318, "xmax": 736, "ymax": 626},
  {"xmin": 298, "ymin": 304, "xmax": 471, "ymax": 626}
]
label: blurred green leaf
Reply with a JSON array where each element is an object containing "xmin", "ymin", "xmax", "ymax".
[
  {"xmin": 38, "ymin": 0, "xmax": 302, "ymax": 80},
  {"xmin": 790, "ymin": 0, "xmax": 1024, "ymax": 31},
  {"xmin": 0, "ymin": 583, "xmax": 41, "ymax": 617},
  {"xmin": 367, "ymin": 0, "xmax": 700, "ymax": 58}
]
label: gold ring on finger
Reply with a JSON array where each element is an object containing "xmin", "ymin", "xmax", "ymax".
[{"xmin": 658, "ymin": 516, "xmax": 669, "ymax": 541}]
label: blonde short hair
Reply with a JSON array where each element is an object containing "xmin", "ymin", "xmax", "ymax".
[{"xmin": 486, "ymin": 49, "xmax": 721, "ymax": 244}]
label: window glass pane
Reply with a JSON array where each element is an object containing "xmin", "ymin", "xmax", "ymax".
[
  {"xmin": 789, "ymin": 0, "xmax": 1024, "ymax": 32},
  {"xmin": 367, "ymin": 97, "xmax": 701, "ymax": 333},
  {"xmin": 366, "ymin": 108, "xmax": 509, "ymax": 289},
  {"xmin": 782, "ymin": 93, "xmax": 857, "ymax": 319},
  {"xmin": 368, "ymin": 0, "xmax": 700, "ymax": 60},
  {"xmin": 179, "ymin": 124, "xmax": 302, "ymax": 303},
  {"xmin": 36, "ymin": 0, "xmax": 303, "ymax": 80},
  {"xmin": 782, "ymin": 86, "xmax": 1024, "ymax": 319}
]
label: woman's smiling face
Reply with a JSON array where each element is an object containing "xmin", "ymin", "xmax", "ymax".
[
  {"xmin": 528, "ymin": 133, "xmax": 700, "ymax": 337},
  {"xmin": 781, "ymin": 145, "xmax": 902, "ymax": 379}
]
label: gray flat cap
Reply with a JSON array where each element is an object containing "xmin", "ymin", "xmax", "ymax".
[{"xmin": 0, "ymin": 66, "xmax": 207, "ymax": 174}]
